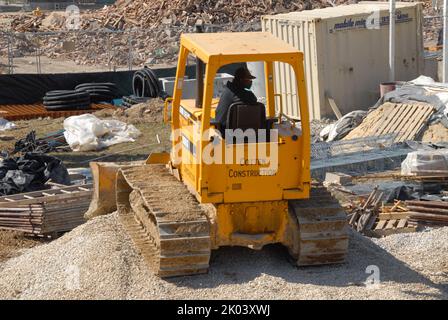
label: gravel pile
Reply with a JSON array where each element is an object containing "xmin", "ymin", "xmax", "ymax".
[
  {"xmin": 0, "ymin": 213, "xmax": 446, "ymax": 300},
  {"xmin": 372, "ymin": 228, "xmax": 448, "ymax": 278}
]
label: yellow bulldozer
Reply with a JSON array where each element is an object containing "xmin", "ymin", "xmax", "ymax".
[{"xmin": 88, "ymin": 32, "xmax": 349, "ymax": 277}]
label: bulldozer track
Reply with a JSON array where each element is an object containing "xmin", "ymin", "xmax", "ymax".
[
  {"xmin": 290, "ymin": 186, "xmax": 349, "ymax": 266},
  {"xmin": 116, "ymin": 165, "xmax": 347, "ymax": 276},
  {"xmin": 116, "ymin": 165, "xmax": 211, "ymax": 278}
]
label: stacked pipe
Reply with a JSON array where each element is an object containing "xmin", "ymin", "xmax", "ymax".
[
  {"xmin": 406, "ymin": 201, "xmax": 448, "ymax": 227},
  {"xmin": 75, "ymin": 83, "xmax": 119, "ymax": 103},
  {"xmin": 132, "ymin": 67, "xmax": 162, "ymax": 99},
  {"xmin": 43, "ymin": 90, "xmax": 91, "ymax": 111}
]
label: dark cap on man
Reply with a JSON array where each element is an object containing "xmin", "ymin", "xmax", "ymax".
[{"xmin": 234, "ymin": 67, "xmax": 256, "ymax": 80}]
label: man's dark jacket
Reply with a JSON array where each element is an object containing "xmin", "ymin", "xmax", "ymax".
[{"xmin": 214, "ymin": 81, "xmax": 258, "ymax": 129}]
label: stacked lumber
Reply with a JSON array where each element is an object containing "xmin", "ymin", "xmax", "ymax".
[
  {"xmin": 0, "ymin": 185, "xmax": 92, "ymax": 236},
  {"xmin": 344, "ymin": 102, "xmax": 435, "ymax": 143},
  {"xmin": 406, "ymin": 200, "xmax": 448, "ymax": 227}
]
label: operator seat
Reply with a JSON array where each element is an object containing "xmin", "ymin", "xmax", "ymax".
[
  {"xmin": 226, "ymin": 102, "xmax": 276, "ymax": 143},
  {"xmin": 227, "ymin": 102, "xmax": 267, "ymax": 132}
]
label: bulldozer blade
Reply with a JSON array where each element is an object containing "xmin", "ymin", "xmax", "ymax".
[
  {"xmin": 85, "ymin": 161, "xmax": 142, "ymax": 220},
  {"xmin": 145, "ymin": 152, "xmax": 170, "ymax": 165},
  {"xmin": 85, "ymin": 153, "xmax": 171, "ymax": 220}
]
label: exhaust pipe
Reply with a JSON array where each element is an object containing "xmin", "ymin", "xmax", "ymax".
[{"xmin": 195, "ymin": 21, "xmax": 204, "ymax": 108}]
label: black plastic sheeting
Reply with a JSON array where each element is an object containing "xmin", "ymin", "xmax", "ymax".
[
  {"xmin": 0, "ymin": 64, "xmax": 241, "ymax": 105},
  {"xmin": 0, "ymin": 153, "xmax": 70, "ymax": 196}
]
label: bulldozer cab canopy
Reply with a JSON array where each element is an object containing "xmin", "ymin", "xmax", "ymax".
[{"xmin": 180, "ymin": 32, "xmax": 302, "ymax": 65}]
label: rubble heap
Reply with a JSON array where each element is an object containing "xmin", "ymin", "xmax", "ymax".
[
  {"xmin": 81, "ymin": 0, "xmax": 352, "ymax": 30},
  {"xmin": 2, "ymin": 1, "xmax": 441, "ymax": 68},
  {"xmin": 3, "ymin": 1, "xmax": 353, "ymax": 67},
  {"xmin": 8, "ymin": 1, "xmax": 352, "ymax": 32}
]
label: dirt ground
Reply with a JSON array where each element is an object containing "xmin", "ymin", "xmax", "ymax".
[{"xmin": 0, "ymin": 231, "xmax": 45, "ymax": 263}]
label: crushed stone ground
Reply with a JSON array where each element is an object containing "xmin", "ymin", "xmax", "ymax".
[{"xmin": 0, "ymin": 213, "xmax": 446, "ymax": 300}]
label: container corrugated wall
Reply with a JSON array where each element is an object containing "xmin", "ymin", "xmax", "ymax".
[
  {"xmin": 262, "ymin": 2, "xmax": 424, "ymax": 120},
  {"xmin": 263, "ymin": 17, "xmax": 322, "ymax": 120}
]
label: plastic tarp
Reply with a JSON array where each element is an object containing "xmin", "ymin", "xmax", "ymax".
[
  {"xmin": 376, "ymin": 76, "xmax": 448, "ymax": 129},
  {"xmin": 320, "ymin": 111, "xmax": 367, "ymax": 142},
  {"xmin": 0, "ymin": 118, "xmax": 16, "ymax": 131},
  {"xmin": 0, "ymin": 153, "xmax": 70, "ymax": 196},
  {"xmin": 64, "ymin": 114, "xmax": 141, "ymax": 152},
  {"xmin": 402, "ymin": 149, "xmax": 448, "ymax": 176}
]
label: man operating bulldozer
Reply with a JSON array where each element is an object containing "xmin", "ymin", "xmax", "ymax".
[{"xmin": 214, "ymin": 67, "xmax": 258, "ymax": 132}]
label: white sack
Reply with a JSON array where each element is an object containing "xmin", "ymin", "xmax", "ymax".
[
  {"xmin": 0, "ymin": 118, "xmax": 17, "ymax": 131},
  {"xmin": 319, "ymin": 111, "xmax": 367, "ymax": 142}
]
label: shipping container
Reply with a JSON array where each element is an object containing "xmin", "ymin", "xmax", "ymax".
[{"xmin": 262, "ymin": 1, "xmax": 424, "ymax": 120}]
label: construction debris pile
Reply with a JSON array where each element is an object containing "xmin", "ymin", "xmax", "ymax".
[
  {"xmin": 347, "ymin": 186, "xmax": 416, "ymax": 238},
  {"xmin": 1, "ymin": 1, "xmax": 351, "ymax": 67},
  {"xmin": 348, "ymin": 187, "xmax": 384, "ymax": 233},
  {"xmin": 333, "ymin": 168, "xmax": 448, "ymax": 238},
  {"xmin": 10, "ymin": 1, "xmax": 346, "ymax": 32},
  {"xmin": 0, "ymin": 1, "xmax": 444, "ymax": 68},
  {"xmin": 321, "ymin": 76, "xmax": 448, "ymax": 144}
]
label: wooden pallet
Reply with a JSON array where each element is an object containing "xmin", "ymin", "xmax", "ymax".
[
  {"xmin": 363, "ymin": 213, "xmax": 416, "ymax": 238},
  {"xmin": 344, "ymin": 102, "xmax": 435, "ymax": 142}
]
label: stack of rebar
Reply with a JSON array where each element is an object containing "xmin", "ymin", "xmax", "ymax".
[{"xmin": 406, "ymin": 200, "xmax": 448, "ymax": 227}]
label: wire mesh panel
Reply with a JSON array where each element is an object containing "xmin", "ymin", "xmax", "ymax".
[{"xmin": 311, "ymin": 134, "xmax": 399, "ymax": 161}]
